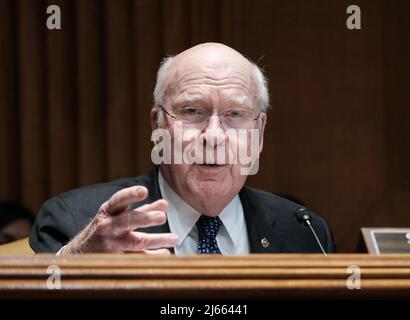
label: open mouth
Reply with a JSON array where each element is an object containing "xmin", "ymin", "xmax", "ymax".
[{"xmin": 196, "ymin": 163, "xmax": 229, "ymax": 168}]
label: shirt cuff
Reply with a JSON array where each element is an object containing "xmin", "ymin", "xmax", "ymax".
[{"xmin": 56, "ymin": 245, "xmax": 67, "ymax": 256}]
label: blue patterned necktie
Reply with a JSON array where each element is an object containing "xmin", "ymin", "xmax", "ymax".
[{"xmin": 196, "ymin": 215, "xmax": 222, "ymax": 254}]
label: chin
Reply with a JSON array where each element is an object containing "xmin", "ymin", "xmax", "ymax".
[
  {"xmin": 201, "ymin": 181, "xmax": 230, "ymax": 198},
  {"xmin": 188, "ymin": 174, "xmax": 231, "ymax": 200}
]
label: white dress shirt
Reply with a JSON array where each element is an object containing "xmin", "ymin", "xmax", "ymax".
[{"xmin": 158, "ymin": 170, "xmax": 250, "ymax": 255}]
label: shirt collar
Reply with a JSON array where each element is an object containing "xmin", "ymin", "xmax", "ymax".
[
  {"xmin": 158, "ymin": 169, "xmax": 243, "ymax": 249},
  {"xmin": 158, "ymin": 170, "xmax": 200, "ymax": 246},
  {"xmin": 218, "ymin": 195, "xmax": 244, "ymax": 250}
]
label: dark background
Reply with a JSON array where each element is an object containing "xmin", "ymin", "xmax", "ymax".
[{"xmin": 0, "ymin": 0, "xmax": 409, "ymax": 252}]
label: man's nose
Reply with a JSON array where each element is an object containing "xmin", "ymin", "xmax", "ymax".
[
  {"xmin": 206, "ymin": 114, "xmax": 224, "ymax": 130},
  {"xmin": 203, "ymin": 114, "xmax": 226, "ymax": 146}
]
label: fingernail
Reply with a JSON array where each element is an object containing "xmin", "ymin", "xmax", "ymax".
[{"xmin": 136, "ymin": 186, "xmax": 146, "ymax": 194}]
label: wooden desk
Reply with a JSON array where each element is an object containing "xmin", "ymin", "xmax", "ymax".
[{"xmin": 0, "ymin": 254, "xmax": 409, "ymax": 299}]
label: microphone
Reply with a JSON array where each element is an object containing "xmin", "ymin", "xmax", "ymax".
[{"xmin": 293, "ymin": 207, "xmax": 327, "ymax": 256}]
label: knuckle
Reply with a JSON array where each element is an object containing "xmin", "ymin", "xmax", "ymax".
[
  {"xmin": 138, "ymin": 212, "xmax": 150, "ymax": 226},
  {"xmin": 107, "ymin": 196, "xmax": 120, "ymax": 213},
  {"xmin": 139, "ymin": 211, "xmax": 165, "ymax": 226},
  {"xmin": 134, "ymin": 234, "xmax": 149, "ymax": 249},
  {"xmin": 93, "ymin": 214, "xmax": 112, "ymax": 236},
  {"xmin": 122, "ymin": 215, "xmax": 131, "ymax": 230},
  {"xmin": 99, "ymin": 202, "xmax": 110, "ymax": 216},
  {"xmin": 124, "ymin": 214, "xmax": 136, "ymax": 231}
]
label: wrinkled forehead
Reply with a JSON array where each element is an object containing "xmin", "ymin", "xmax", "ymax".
[
  {"xmin": 170, "ymin": 48, "xmax": 253, "ymax": 81},
  {"xmin": 163, "ymin": 52, "xmax": 257, "ymax": 107}
]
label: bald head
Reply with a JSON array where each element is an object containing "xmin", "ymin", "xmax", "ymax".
[
  {"xmin": 171, "ymin": 43, "xmax": 251, "ymax": 73},
  {"xmin": 153, "ymin": 42, "xmax": 269, "ymax": 113}
]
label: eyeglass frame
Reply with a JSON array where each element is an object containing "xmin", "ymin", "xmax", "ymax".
[{"xmin": 157, "ymin": 104, "xmax": 261, "ymax": 129}]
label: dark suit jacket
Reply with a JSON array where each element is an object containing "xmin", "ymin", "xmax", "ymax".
[{"xmin": 29, "ymin": 167, "xmax": 336, "ymax": 253}]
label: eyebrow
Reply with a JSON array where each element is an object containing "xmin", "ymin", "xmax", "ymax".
[
  {"xmin": 173, "ymin": 93, "xmax": 252, "ymax": 109},
  {"xmin": 231, "ymin": 95, "xmax": 249, "ymax": 105},
  {"xmin": 173, "ymin": 93, "xmax": 203, "ymax": 104}
]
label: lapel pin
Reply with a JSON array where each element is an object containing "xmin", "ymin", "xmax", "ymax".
[{"xmin": 261, "ymin": 237, "xmax": 270, "ymax": 248}]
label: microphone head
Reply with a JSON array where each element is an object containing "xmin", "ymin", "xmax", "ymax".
[
  {"xmin": 293, "ymin": 207, "xmax": 327, "ymax": 255},
  {"xmin": 293, "ymin": 206, "xmax": 312, "ymax": 225}
]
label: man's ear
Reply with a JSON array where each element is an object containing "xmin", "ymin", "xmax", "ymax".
[
  {"xmin": 151, "ymin": 107, "xmax": 159, "ymax": 131},
  {"xmin": 258, "ymin": 112, "xmax": 267, "ymax": 153}
]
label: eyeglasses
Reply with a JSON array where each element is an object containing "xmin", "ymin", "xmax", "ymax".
[{"xmin": 158, "ymin": 105, "xmax": 260, "ymax": 129}]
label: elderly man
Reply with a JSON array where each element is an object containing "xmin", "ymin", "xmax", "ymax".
[{"xmin": 30, "ymin": 43, "xmax": 335, "ymax": 254}]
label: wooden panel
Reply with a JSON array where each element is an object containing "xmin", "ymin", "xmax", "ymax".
[
  {"xmin": 18, "ymin": 0, "xmax": 48, "ymax": 213},
  {"xmin": 219, "ymin": 0, "xmax": 239, "ymax": 47},
  {"xmin": 0, "ymin": 0, "xmax": 19, "ymax": 201},
  {"xmin": 76, "ymin": 0, "xmax": 107, "ymax": 186},
  {"xmin": 190, "ymin": 0, "xmax": 220, "ymax": 44},
  {"xmin": 46, "ymin": 0, "xmax": 78, "ymax": 196},
  {"xmin": 133, "ymin": 0, "xmax": 163, "ymax": 175},
  {"xmin": 0, "ymin": 254, "xmax": 409, "ymax": 298},
  {"xmin": 383, "ymin": 0, "xmax": 410, "ymax": 190},
  {"xmin": 105, "ymin": 0, "xmax": 136, "ymax": 180},
  {"xmin": 161, "ymin": 0, "xmax": 190, "ymax": 54}
]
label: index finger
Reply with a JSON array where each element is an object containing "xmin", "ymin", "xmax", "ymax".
[{"xmin": 100, "ymin": 186, "xmax": 148, "ymax": 216}]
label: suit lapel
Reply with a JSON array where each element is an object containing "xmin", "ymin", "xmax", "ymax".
[{"xmin": 239, "ymin": 187, "xmax": 281, "ymax": 253}]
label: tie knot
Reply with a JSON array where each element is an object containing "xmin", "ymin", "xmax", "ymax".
[{"xmin": 196, "ymin": 215, "xmax": 222, "ymax": 238}]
